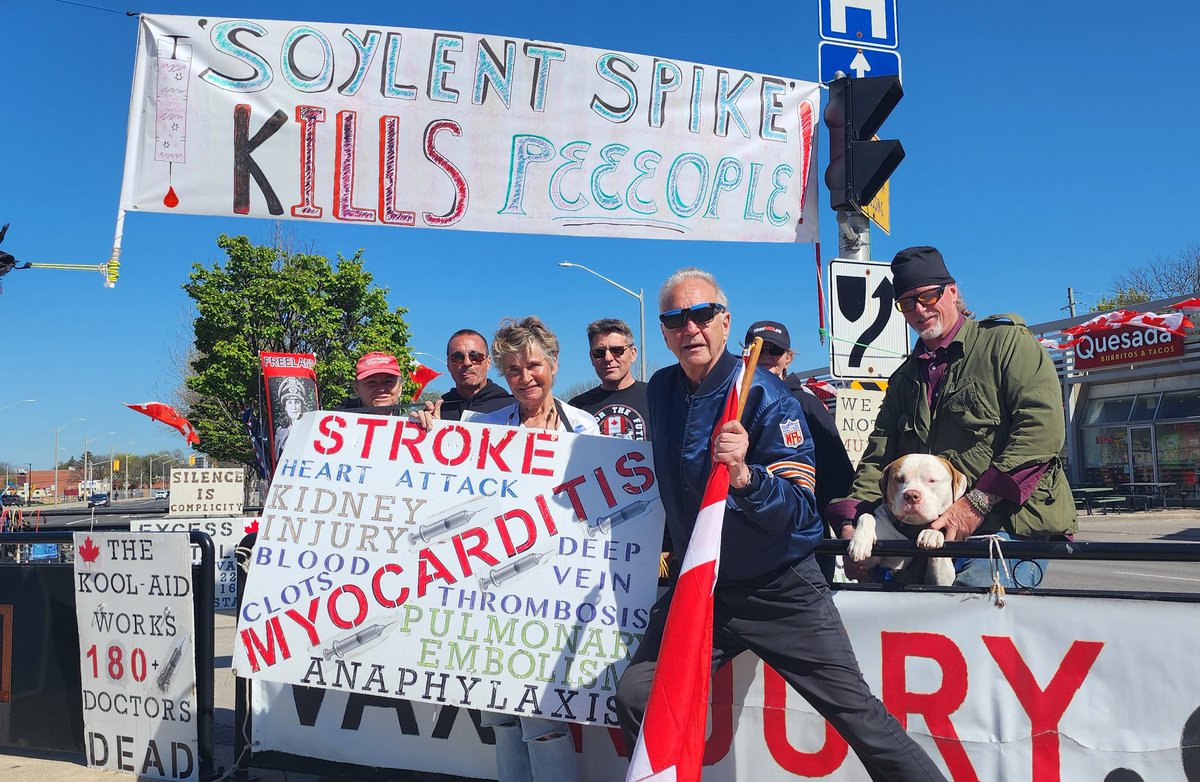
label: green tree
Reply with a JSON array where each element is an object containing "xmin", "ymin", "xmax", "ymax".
[
  {"xmin": 1091, "ymin": 287, "xmax": 1152, "ymax": 313},
  {"xmin": 184, "ymin": 234, "xmax": 412, "ymax": 466}
]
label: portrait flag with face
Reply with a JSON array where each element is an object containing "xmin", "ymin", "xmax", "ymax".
[
  {"xmin": 124, "ymin": 401, "xmax": 200, "ymax": 445},
  {"xmin": 260, "ymin": 352, "xmax": 319, "ymax": 470},
  {"xmin": 626, "ymin": 341, "xmax": 760, "ymax": 782}
]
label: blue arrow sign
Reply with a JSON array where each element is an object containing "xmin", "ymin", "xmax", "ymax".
[
  {"xmin": 819, "ymin": 42, "xmax": 902, "ymax": 84},
  {"xmin": 819, "ymin": 0, "xmax": 899, "ymax": 49}
]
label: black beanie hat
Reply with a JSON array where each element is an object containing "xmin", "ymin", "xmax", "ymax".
[{"xmin": 891, "ymin": 246, "xmax": 955, "ymax": 298}]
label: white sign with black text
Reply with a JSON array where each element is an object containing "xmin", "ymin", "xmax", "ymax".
[
  {"xmin": 834, "ymin": 388, "xmax": 887, "ymax": 468},
  {"xmin": 132, "ymin": 516, "xmax": 255, "ymax": 610},
  {"xmin": 828, "ymin": 258, "xmax": 909, "ymax": 380},
  {"xmin": 169, "ymin": 467, "xmax": 244, "ymax": 516},
  {"xmin": 74, "ymin": 531, "xmax": 198, "ymax": 781}
]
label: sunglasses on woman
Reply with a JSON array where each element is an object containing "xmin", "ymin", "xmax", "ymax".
[
  {"xmin": 449, "ymin": 350, "xmax": 487, "ymax": 364},
  {"xmin": 590, "ymin": 344, "xmax": 633, "ymax": 360},
  {"xmin": 659, "ymin": 302, "xmax": 726, "ymax": 330},
  {"xmin": 894, "ymin": 284, "xmax": 948, "ymax": 313}
]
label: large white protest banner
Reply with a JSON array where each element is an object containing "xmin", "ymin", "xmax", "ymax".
[
  {"xmin": 232, "ymin": 411, "xmax": 665, "ymax": 727},
  {"xmin": 120, "ymin": 15, "xmax": 819, "ymax": 244},
  {"xmin": 250, "ymin": 590, "xmax": 1200, "ymax": 781},
  {"xmin": 74, "ymin": 532, "xmax": 198, "ymax": 781}
]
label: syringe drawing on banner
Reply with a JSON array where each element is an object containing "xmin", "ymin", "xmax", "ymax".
[
  {"xmin": 407, "ymin": 497, "xmax": 491, "ymax": 548},
  {"xmin": 585, "ymin": 496, "xmax": 660, "ymax": 538},
  {"xmin": 156, "ymin": 636, "xmax": 188, "ymax": 692},
  {"xmin": 321, "ymin": 617, "xmax": 405, "ymax": 660},
  {"xmin": 478, "ymin": 549, "xmax": 556, "ymax": 591}
]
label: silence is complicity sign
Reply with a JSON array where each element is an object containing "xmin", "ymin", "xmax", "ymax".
[
  {"xmin": 233, "ymin": 411, "xmax": 666, "ymax": 727},
  {"xmin": 121, "ymin": 14, "xmax": 820, "ymax": 244}
]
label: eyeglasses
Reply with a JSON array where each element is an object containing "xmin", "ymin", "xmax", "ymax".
[
  {"xmin": 659, "ymin": 302, "xmax": 727, "ymax": 330},
  {"xmin": 894, "ymin": 284, "xmax": 948, "ymax": 313},
  {"xmin": 449, "ymin": 350, "xmax": 487, "ymax": 364},
  {"xmin": 590, "ymin": 344, "xmax": 633, "ymax": 360},
  {"xmin": 760, "ymin": 343, "xmax": 788, "ymax": 356}
]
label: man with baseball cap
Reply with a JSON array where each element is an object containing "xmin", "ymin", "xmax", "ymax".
[
  {"xmin": 827, "ymin": 245, "xmax": 1075, "ymax": 587},
  {"xmin": 353, "ymin": 351, "xmax": 405, "ymax": 408},
  {"xmin": 746, "ymin": 320, "xmax": 854, "ymax": 584}
]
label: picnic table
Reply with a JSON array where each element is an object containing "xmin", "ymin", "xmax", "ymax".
[
  {"xmin": 1115, "ymin": 482, "xmax": 1177, "ymax": 510},
  {"xmin": 1072, "ymin": 487, "xmax": 1118, "ymax": 515}
]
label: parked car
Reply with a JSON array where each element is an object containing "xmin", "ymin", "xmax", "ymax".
[
  {"xmin": 87, "ymin": 492, "xmax": 111, "ymax": 508},
  {"xmin": 154, "ymin": 489, "xmax": 169, "ymax": 500},
  {"xmin": 1, "ymin": 493, "xmax": 24, "ymax": 506}
]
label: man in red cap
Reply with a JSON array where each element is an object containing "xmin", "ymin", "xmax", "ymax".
[{"xmin": 353, "ymin": 351, "xmax": 404, "ymax": 408}]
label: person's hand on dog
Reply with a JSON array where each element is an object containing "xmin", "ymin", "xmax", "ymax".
[
  {"xmin": 713, "ymin": 419, "xmax": 751, "ymax": 489},
  {"xmin": 929, "ymin": 496, "xmax": 984, "ymax": 541}
]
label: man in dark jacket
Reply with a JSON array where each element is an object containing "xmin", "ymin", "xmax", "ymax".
[
  {"xmin": 615, "ymin": 268, "xmax": 946, "ymax": 782},
  {"xmin": 434, "ymin": 329, "xmax": 513, "ymax": 420}
]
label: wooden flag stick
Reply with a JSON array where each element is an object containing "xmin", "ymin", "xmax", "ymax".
[{"xmin": 736, "ymin": 337, "xmax": 763, "ymax": 422}]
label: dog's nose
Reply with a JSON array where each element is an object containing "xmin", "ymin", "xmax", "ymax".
[{"xmin": 903, "ymin": 489, "xmax": 922, "ymax": 505}]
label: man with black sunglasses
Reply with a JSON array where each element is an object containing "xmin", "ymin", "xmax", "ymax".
[
  {"xmin": 568, "ymin": 318, "xmax": 651, "ymax": 440},
  {"xmin": 827, "ymin": 246, "xmax": 1075, "ymax": 588},
  {"xmin": 616, "ymin": 268, "xmax": 947, "ymax": 782},
  {"xmin": 433, "ymin": 329, "xmax": 513, "ymax": 421}
]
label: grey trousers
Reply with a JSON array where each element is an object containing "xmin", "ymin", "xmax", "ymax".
[{"xmin": 615, "ymin": 556, "xmax": 947, "ymax": 782}]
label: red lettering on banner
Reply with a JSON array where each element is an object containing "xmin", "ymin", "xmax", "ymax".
[
  {"xmin": 292, "ymin": 105, "xmax": 325, "ymax": 218},
  {"xmin": 553, "ymin": 475, "xmax": 588, "ymax": 520},
  {"xmin": 371, "ymin": 563, "xmax": 409, "ymax": 608},
  {"xmin": 476, "ymin": 427, "xmax": 516, "ymax": 472},
  {"xmin": 616, "ymin": 451, "xmax": 655, "ymax": 494},
  {"xmin": 761, "ymin": 665, "xmax": 848, "ymax": 775},
  {"xmin": 881, "ymin": 631, "xmax": 979, "ymax": 781},
  {"xmin": 452, "ymin": 528, "xmax": 500, "ymax": 576},
  {"xmin": 357, "ymin": 417, "xmax": 390, "ymax": 459},
  {"xmin": 240, "ymin": 616, "xmax": 292, "ymax": 672},
  {"xmin": 333, "ymin": 110, "xmax": 377, "ymax": 222},
  {"xmin": 433, "ymin": 425, "xmax": 471, "ymax": 466},
  {"xmin": 416, "ymin": 547, "xmax": 456, "ymax": 596},
  {"xmin": 421, "ymin": 119, "xmax": 468, "ymax": 226},
  {"xmin": 378, "ymin": 115, "xmax": 416, "ymax": 226},
  {"xmin": 522, "ymin": 432, "xmax": 558, "ymax": 476},
  {"xmin": 313, "ymin": 415, "xmax": 345, "ymax": 455},
  {"xmin": 284, "ymin": 597, "xmax": 322, "ymax": 646},
  {"xmin": 982, "ymin": 636, "xmax": 1103, "ymax": 782},
  {"xmin": 391, "ymin": 421, "xmax": 428, "ymax": 462},
  {"xmin": 328, "ymin": 584, "xmax": 369, "ymax": 629},
  {"xmin": 592, "ymin": 466, "xmax": 617, "ymax": 508},
  {"xmin": 704, "ymin": 662, "xmax": 735, "ymax": 764},
  {"xmin": 535, "ymin": 494, "xmax": 559, "ymax": 536},
  {"xmin": 496, "ymin": 509, "xmax": 537, "ymax": 557}
]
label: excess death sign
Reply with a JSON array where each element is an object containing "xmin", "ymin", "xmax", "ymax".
[
  {"xmin": 121, "ymin": 15, "xmax": 820, "ymax": 244},
  {"xmin": 233, "ymin": 411, "xmax": 665, "ymax": 727}
]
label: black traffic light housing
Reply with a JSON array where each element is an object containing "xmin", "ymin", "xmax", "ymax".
[{"xmin": 824, "ymin": 75, "xmax": 905, "ymax": 212}]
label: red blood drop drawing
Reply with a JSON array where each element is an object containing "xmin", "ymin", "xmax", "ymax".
[{"xmin": 164, "ymin": 186, "xmax": 179, "ymax": 208}]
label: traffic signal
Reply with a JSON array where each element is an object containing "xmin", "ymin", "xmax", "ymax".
[
  {"xmin": 113, "ymin": 459, "xmax": 120, "ymax": 472},
  {"xmin": 824, "ymin": 75, "xmax": 905, "ymax": 212},
  {"xmin": 189, "ymin": 455, "xmax": 196, "ymax": 466}
]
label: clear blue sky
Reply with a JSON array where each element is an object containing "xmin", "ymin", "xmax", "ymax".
[{"xmin": 2, "ymin": 0, "xmax": 1197, "ymax": 469}]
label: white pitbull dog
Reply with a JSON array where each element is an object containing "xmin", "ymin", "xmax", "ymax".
[{"xmin": 847, "ymin": 454, "xmax": 969, "ymax": 586}]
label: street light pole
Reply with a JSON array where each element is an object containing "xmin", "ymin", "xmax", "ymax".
[
  {"xmin": 0, "ymin": 398, "xmax": 35, "ymax": 414},
  {"xmin": 557, "ymin": 262, "xmax": 647, "ymax": 382},
  {"xmin": 53, "ymin": 418, "xmax": 85, "ymax": 507}
]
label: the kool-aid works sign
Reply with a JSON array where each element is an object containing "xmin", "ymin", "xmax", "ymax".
[
  {"xmin": 1072, "ymin": 325, "xmax": 1184, "ymax": 369},
  {"xmin": 232, "ymin": 411, "xmax": 665, "ymax": 727},
  {"xmin": 121, "ymin": 15, "xmax": 820, "ymax": 243}
]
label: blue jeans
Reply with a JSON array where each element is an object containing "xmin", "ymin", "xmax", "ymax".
[
  {"xmin": 478, "ymin": 712, "xmax": 579, "ymax": 782},
  {"xmin": 954, "ymin": 531, "xmax": 1048, "ymax": 588}
]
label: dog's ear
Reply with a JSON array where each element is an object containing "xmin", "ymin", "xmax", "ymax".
[
  {"xmin": 939, "ymin": 456, "xmax": 969, "ymax": 500},
  {"xmin": 878, "ymin": 458, "xmax": 898, "ymax": 500}
]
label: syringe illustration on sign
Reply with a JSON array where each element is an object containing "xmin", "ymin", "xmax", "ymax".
[
  {"xmin": 585, "ymin": 496, "xmax": 660, "ymax": 537},
  {"xmin": 156, "ymin": 636, "xmax": 188, "ymax": 692},
  {"xmin": 321, "ymin": 617, "xmax": 406, "ymax": 660},
  {"xmin": 478, "ymin": 549, "xmax": 556, "ymax": 591},
  {"xmin": 407, "ymin": 497, "xmax": 495, "ymax": 549}
]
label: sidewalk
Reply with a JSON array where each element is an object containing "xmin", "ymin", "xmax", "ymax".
[{"xmin": 4, "ymin": 506, "xmax": 1199, "ymax": 781}]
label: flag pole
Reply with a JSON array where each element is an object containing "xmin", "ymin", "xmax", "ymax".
[{"xmin": 737, "ymin": 337, "xmax": 763, "ymax": 421}]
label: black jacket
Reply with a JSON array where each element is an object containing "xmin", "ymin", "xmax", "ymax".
[{"xmin": 439, "ymin": 380, "xmax": 514, "ymax": 420}]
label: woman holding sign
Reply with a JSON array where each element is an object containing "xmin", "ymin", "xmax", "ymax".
[{"xmin": 473, "ymin": 316, "xmax": 594, "ymax": 781}]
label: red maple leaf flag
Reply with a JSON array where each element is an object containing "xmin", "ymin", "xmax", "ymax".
[
  {"xmin": 125, "ymin": 401, "xmax": 201, "ymax": 445},
  {"xmin": 78, "ymin": 536, "xmax": 101, "ymax": 563},
  {"xmin": 408, "ymin": 362, "xmax": 442, "ymax": 398},
  {"xmin": 626, "ymin": 351, "xmax": 751, "ymax": 782},
  {"xmin": 244, "ymin": 519, "xmax": 259, "ymax": 535}
]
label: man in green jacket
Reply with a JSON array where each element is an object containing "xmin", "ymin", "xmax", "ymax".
[{"xmin": 827, "ymin": 246, "xmax": 1076, "ymax": 587}]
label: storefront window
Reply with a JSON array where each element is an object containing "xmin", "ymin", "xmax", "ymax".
[
  {"xmin": 1158, "ymin": 389, "xmax": 1200, "ymax": 420},
  {"xmin": 1129, "ymin": 393, "xmax": 1161, "ymax": 421},
  {"xmin": 1082, "ymin": 395, "xmax": 1134, "ymax": 425},
  {"xmin": 1155, "ymin": 422, "xmax": 1200, "ymax": 492},
  {"xmin": 1080, "ymin": 426, "xmax": 1128, "ymax": 486}
]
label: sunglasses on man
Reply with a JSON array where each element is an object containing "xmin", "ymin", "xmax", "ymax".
[
  {"xmin": 894, "ymin": 284, "xmax": 948, "ymax": 314},
  {"xmin": 590, "ymin": 344, "xmax": 633, "ymax": 360},
  {"xmin": 659, "ymin": 302, "xmax": 726, "ymax": 330},
  {"xmin": 449, "ymin": 350, "xmax": 487, "ymax": 364},
  {"xmin": 758, "ymin": 343, "xmax": 788, "ymax": 356}
]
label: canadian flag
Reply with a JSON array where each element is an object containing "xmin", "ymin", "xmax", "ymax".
[
  {"xmin": 408, "ymin": 361, "xmax": 442, "ymax": 398},
  {"xmin": 125, "ymin": 401, "xmax": 200, "ymax": 445},
  {"xmin": 626, "ymin": 351, "xmax": 751, "ymax": 782}
]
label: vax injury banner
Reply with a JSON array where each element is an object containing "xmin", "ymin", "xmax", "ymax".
[{"xmin": 233, "ymin": 410, "xmax": 665, "ymax": 727}]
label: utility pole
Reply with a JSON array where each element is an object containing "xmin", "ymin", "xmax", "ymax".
[{"xmin": 1066, "ymin": 287, "xmax": 1077, "ymax": 317}]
